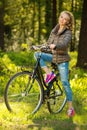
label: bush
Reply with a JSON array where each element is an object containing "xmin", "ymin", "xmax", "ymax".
[{"xmin": 0, "ymin": 51, "xmax": 35, "ymax": 95}]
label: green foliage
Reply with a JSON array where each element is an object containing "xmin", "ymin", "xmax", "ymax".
[
  {"xmin": 0, "ymin": 51, "xmax": 35, "ymax": 95},
  {"xmin": 69, "ymin": 51, "xmax": 77, "ymax": 69},
  {"xmin": 70, "ymin": 68, "xmax": 87, "ymax": 112}
]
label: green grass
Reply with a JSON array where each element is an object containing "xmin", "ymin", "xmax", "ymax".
[
  {"xmin": 0, "ymin": 101, "xmax": 87, "ymax": 130},
  {"xmin": 0, "ymin": 51, "xmax": 87, "ymax": 130}
]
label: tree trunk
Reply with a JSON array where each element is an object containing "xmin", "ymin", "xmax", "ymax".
[
  {"xmin": 38, "ymin": 0, "xmax": 41, "ymax": 44},
  {"xmin": 32, "ymin": 1, "xmax": 36, "ymax": 39},
  {"xmin": 52, "ymin": 0, "xmax": 57, "ymax": 28},
  {"xmin": 45, "ymin": 0, "xmax": 52, "ymax": 39},
  {"xmin": 0, "ymin": 0, "xmax": 4, "ymax": 50},
  {"xmin": 76, "ymin": 0, "xmax": 87, "ymax": 69},
  {"xmin": 58, "ymin": 0, "xmax": 63, "ymax": 14}
]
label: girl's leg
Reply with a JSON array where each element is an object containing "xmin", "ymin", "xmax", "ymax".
[
  {"xmin": 34, "ymin": 52, "xmax": 56, "ymax": 83},
  {"xmin": 34, "ymin": 52, "xmax": 53, "ymax": 74},
  {"xmin": 57, "ymin": 62, "xmax": 72, "ymax": 101},
  {"xmin": 57, "ymin": 62, "xmax": 75, "ymax": 116}
]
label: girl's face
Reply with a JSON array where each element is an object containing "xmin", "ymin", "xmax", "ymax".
[{"xmin": 59, "ymin": 12, "xmax": 70, "ymax": 27}]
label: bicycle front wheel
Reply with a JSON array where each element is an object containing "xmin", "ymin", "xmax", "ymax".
[
  {"xmin": 47, "ymin": 79, "xmax": 67, "ymax": 114},
  {"xmin": 4, "ymin": 71, "xmax": 43, "ymax": 115}
]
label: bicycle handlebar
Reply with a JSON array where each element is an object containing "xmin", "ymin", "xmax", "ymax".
[
  {"xmin": 30, "ymin": 45, "xmax": 58, "ymax": 70},
  {"xmin": 30, "ymin": 45, "xmax": 50, "ymax": 52}
]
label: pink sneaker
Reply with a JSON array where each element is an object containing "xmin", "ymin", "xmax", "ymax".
[
  {"xmin": 45, "ymin": 72, "xmax": 56, "ymax": 83},
  {"xmin": 67, "ymin": 107, "xmax": 75, "ymax": 117}
]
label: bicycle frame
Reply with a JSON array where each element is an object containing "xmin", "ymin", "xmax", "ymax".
[
  {"xmin": 31, "ymin": 53, "xmax": 63, "ymax": 95},
  {"xmin": 4, "ymin": 50, "xmax": 67, "ymax": 114},
  {"xmin": 31, "ymin": 53, "xmax": 48, "ymax": 89}
]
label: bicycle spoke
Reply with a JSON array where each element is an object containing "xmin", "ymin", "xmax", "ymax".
[{"xmin": 47, "ymin": 79, "xmax": 67, "ymax": 114}]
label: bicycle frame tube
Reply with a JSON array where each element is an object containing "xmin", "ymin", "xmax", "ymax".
[
  {"xmin": 32, "ymin": 53, "xmax": 48, "ymax": 88},
  {"xmin": 25, "ymin": 57, "xmax": 43, "ymax": 94}
]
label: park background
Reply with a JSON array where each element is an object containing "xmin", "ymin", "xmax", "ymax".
[{"xmin": 0, "ymin": 0, "xmax": 87, "ymax": 130}]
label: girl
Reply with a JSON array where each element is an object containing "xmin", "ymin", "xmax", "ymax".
[{"xmin": 35, "ymin": 11, "xmax": 75, "ymax": 117}]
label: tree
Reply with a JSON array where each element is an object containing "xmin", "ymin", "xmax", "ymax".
[
  {"xmin": 0, "ymin": 0, "xmax": 4, "ymax": 50},
  {"xmin": 45, "ymin": 0, "xmax": 52, "ymax": 39},
  {"xmin": 52, "ymin": 0, "xmax": 57, "ymax": 28},
  {"xmin": 70, "ymin": 0, "xmax": 76, "ymax": 51},
  {"xmin": 76, "ymin": 0, "xmax": 87, "ymax": 69},
  {"xmin": 38, "ymin": 0, "xmax": 41, "ymax": 44},
  {"xmin": 58, "ymin": 0, "xmax": 63, "ymax": 14}
]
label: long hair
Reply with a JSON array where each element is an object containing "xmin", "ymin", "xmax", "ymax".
[{"xmin": 60, "ymin": 11, "xmax": 74, "ymax": 31}]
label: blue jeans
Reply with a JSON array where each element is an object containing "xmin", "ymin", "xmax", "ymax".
[{"xmin": 35, "ymin": 52, "xmax": 72, "ymax": 101}]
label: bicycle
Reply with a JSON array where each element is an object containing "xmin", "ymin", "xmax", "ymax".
[{"xmin": 4, "ymin": 45, "xmax": 67, "ymax": 115}]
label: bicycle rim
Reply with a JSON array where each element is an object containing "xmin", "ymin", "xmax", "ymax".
[
  {"xmin": 47, "ymin": 80, "xmax": 67, "ymax": 114},
  {"xmin": 4, "ymin": 71, "xmax": 43, "ymax": 115}
]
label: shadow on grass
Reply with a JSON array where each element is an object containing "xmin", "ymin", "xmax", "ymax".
[{"xmin": 28, "ymin": 118, "xmax": 87, "ymax": 130}]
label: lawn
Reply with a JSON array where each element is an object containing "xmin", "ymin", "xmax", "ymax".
[{"xmin": 0, "ymin": 99, "xmax": 87, "ymax": 130}]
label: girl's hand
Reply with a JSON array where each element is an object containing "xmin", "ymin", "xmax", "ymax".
[
  {"xmin": 31, "ymin": 46, "xmax": 39, "ymax": 50},
  {"xmin": 50, "ymin": 44, "xmax": 56, "ymax": 49}
]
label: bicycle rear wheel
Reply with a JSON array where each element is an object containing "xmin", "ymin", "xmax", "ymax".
[
  {"xmin": 4, "ymin": 71, "xmax": 43, "ymax": 115},
  {"xmin": 47, "ymin": 79, "xmax": 67, "ymax": 114}
]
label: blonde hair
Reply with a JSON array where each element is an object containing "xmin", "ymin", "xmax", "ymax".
[{"xmin": 60, "ymin": 11, "xmax": 74, "ymax": 31}]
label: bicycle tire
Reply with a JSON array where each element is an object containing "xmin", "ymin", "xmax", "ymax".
[
  {"xmin": 47, "ymin": 78, "xmax": 67, "ymax": 114},
  {"xmin": 4, "ymin": 71, "xmax": 43, "ymax": 115}
]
